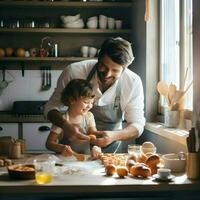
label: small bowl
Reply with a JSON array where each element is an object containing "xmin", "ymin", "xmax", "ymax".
[
  {"xmin": 162, "ymin": 153, "xmax": 186, "ymax": 172},
  {"xmin": 7, "ymin": 164, "xmax": 35, "ymax": 180}
]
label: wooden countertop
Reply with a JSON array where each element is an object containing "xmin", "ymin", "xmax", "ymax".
[{"xmin": 0, "ymin": 154, "xmax": 200, "ymax": 199}]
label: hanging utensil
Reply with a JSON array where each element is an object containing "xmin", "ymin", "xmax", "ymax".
[
  {"xmin": 48, "ymin": 66, "xmax": 51, "ymax": 89},
  {"xmin": 0, "ymin": 68, "xmax": 9, "ymax": 89},
  {"xmin": 40, "ymin": 66, "xmax": 48, "ymax": 91},
  {"xmin": 0, "ymin": 67, "xmax": 14, "ymax": 95}
]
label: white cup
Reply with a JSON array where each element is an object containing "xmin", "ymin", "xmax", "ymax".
[
  {"xmin": 99, "ymin": 15, "xmax": 107, "ymax": 29},
  {"xmin": 115, "ymin": 20, "xmax": 122, "ymax": 29},
  {"xmin": 81, "ymin": 46, "xmax": 89, "ymax": 57},
  {"xmin": 87, "ymin": 19, "xmax": 98, "ymax": 29},
  {"xmin": 157, "ymin": 168, "xmax": 171, "ymax": 180},
  {"xmin": 88, "ymin": 16, "xmax": 98, "ymax": 21},
  {"xmin": 107, "ymin": 17, "xmax": 115, "ymax": 29},
  {"xmin": 89, "ymin": 47, "xmax": 97, "ymax": 57}
]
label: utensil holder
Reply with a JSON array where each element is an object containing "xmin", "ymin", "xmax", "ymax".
[
  {"xmin": 186, "ymin": 152, "xmax": 200, "ymax": 179},
  {"xmin": 164, "ymin": 109, "xmax": 180, "ymax": 128}
]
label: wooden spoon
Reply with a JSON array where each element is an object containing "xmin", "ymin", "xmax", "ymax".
[
  {"xmin": 168, "ymin": 83, "xmax": 177, "ymax": 105},
  {"xmin": 157, "ymin": 81, "xmax": 170, "ymax": 106}
]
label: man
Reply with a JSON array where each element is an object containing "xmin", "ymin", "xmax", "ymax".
[{"xmin": 44, "ymin": 37, "xmax": 145, "ymax": 153}]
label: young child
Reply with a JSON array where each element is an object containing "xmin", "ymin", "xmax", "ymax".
[{"xmin": 46, "ymin": 79, "xmax": 101, "ymax": 159}]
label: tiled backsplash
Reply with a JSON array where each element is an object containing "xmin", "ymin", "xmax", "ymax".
[{"xmin": 0, "ymin": 70, "xmax": 62, "ymax": 110}]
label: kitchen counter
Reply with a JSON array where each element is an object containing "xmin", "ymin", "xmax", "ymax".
[
  {"xmin": 0, "ymin": 111, "xmax": 48, "ymax": 123},
  {"xmin": 0, "ymin": 154, "xmax": 200, "ymax": 200}
]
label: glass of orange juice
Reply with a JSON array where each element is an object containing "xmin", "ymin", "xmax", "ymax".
[{"xmin": 33, "ymin": 159, "xmax": 55, "ymax": 184}]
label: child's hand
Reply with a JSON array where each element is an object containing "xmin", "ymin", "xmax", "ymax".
[
  {"xmin": 88, "ymin": 134, "xmax": 97, "ymax": 144},
  {"xmin": 61, "ymin": 145, "xmax": 73, "ymax": 157},
  {"xmin": 91, "ymin": 145, "xmax": 102, "ymax": 160}
]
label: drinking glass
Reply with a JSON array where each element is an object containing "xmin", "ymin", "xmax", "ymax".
[
  {"xmin": 34, "ymin": 159, "xmax": 55, "ymax": 184},
  {"xmin": 128, "ymin": 144, "xmax": 141, "ymax": 157}
]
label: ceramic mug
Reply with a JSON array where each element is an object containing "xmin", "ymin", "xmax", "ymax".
[{"xmin": 81, "ymin": 46, "xmax": 89, "ymax": 57}]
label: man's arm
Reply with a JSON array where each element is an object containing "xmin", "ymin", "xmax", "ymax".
[{"xmin": 93, "ymin": 126, "xmax": 138, "ymax": 148}]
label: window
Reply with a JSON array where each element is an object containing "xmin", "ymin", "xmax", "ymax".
[{"xmin": 160, "ymin": 0, "xmax": 193, "ymax": 110}]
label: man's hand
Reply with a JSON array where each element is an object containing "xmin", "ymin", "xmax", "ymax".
[
  {"xmin": 63, "ymin": 123, "xmax": 90, "ymax": 144},
  {"xmin": 92, "ymin": 131, "xmax": 115, "ymax": 147},
  {"xmin": 47, "ymin": 109, "xmax": 90, "ymax": 144}
]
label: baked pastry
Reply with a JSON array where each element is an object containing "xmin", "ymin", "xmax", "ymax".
[
  {"xmin": 145, "ymin": 154, "xmax": 160, "ymax": 167},
  {"xmin": 130, "ymin": 164, "xmax": 151, "ymax": 178},
  {"xmin": 136, "ymin": 153, "xmax": 147, "ymax": 163}
]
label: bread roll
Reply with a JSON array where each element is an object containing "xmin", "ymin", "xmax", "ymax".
[
  {"xmin": 145, "ymin": 154, "xmax": 160, "ymax": 167},
  {"xmin": 130, "ymin": 165, "xmax": 151, "ymax": 178}
]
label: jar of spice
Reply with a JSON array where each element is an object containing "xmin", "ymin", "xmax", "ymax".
[{"xmin": 9, "ymin": 141, "xmax": 21, "ymax": 159}]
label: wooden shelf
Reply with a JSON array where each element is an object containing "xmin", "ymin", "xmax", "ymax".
[
  {"xmin": 0, "ymin": 1, "xmax": 132, "ymax": 8},
  {"xmin": 0, "ymin": 28, "xmax": 131, "ymax": 34},
  {"xmin": 0, "ymin": 56, "xmax": 97, "ymax": 62}
]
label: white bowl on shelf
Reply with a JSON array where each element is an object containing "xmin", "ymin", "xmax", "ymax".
[
  {"xmin": 61, "ymin": 14, "xmax": 80, "ymax": 24},
  {"xmin": 63, "ymin": 19, "xmax": 84, "ymax": 28}
]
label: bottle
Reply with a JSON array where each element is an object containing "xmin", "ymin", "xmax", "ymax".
[{"xmin": 54, "ymin": 43, "xmax": 58, "ymax": 57}]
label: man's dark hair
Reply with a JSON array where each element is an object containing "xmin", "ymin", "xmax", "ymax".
[{"xmin": 98, "ymin": 37, "xmax": 134, "ymax": 67}]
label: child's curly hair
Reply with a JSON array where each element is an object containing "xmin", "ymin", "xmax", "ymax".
[{"xmin": 61, "ymin": 79, "xmax": 95, "ymax": 106}]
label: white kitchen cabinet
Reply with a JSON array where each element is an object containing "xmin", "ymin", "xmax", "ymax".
[
  {"xmin": 0, "ymin": 123, "xmax": 18, "ymax": 139},
  {"xmin": 23, "ymin": 123, "xmax": 52, "ymax": 153}
]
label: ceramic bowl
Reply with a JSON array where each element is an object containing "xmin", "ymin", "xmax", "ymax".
[
  {"xmin": 64, "ymin": 19, "xmax": 84, "ymax": 28},
  {"xmin": 61, "ymin": 14, "xmax": 80, "ymax": 23},
  {"xmin": 162, "ymin": 153, "xmax": 186, "ymax": 172}
]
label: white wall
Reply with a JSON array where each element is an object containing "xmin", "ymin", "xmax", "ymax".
[{"xmin": 0, "ymin": 70, "xmax": 62, "ymax": 110}]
